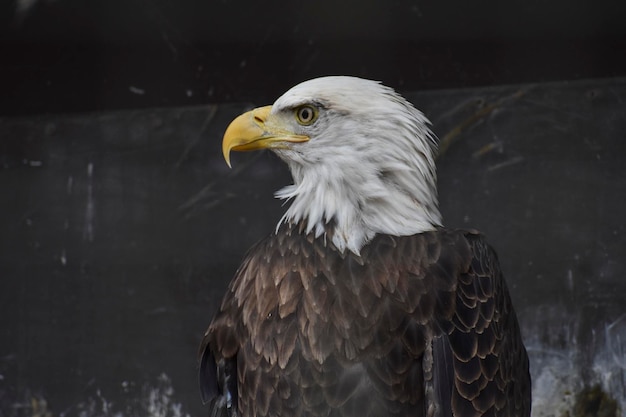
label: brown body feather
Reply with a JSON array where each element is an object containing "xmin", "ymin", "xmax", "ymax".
[{"xmin": 199, "ymin": 224, "xmax": 531, "ymax": 417}]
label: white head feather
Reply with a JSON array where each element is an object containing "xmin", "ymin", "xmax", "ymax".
[{"xmin": 269, "ymin": 76, "xmax": 442, "ymax": 255}]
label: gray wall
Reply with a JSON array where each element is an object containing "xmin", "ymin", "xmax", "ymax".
[{"xmin": 1, "ymin": 77, "xmax": 625, "ymax": 416}]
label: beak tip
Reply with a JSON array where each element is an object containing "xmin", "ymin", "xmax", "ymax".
[{"xmin": 223, "ymin": 150, "xmax": 233, "ymax": 168}]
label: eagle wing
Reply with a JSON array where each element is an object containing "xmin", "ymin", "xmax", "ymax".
[
  {"xmin": 437, "ymin": 231, "xmax": 531, "ymax": 417},
  {"xmin": 199, "ymin": 227, "xmax": 530, "ymax": 417}
]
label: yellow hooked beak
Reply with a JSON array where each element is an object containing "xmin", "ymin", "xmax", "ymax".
[{"xmin": 222, "ymin": 105, "xmax": 310, "ymax": 167}]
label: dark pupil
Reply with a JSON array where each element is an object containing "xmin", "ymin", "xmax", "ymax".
[{"xmin": 300, "ymin": 108, "xmax": 311, "ymax": 121}]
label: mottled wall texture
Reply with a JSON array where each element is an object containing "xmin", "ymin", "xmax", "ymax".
[{"xmin": 1, "ymin": 78, "xmax": 625, "ymax": 417}]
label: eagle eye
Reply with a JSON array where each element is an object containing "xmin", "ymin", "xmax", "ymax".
[{"xmin": 294, "ymin": 105, "xmax": 318, "ymax": 126}]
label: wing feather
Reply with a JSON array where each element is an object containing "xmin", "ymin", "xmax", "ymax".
[{"xmin": 199, "ymin": 226, "xmax": 530, "ymax": 417}]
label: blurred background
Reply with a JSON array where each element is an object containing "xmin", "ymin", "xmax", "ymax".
[{"xmin": 1, "ymin": 1, "xmax": 625, "ymax": 416}]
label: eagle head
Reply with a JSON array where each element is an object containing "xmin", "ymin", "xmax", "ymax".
[{"xmin": 222, "ymin": 76, "xmax": 442, "ymax": 255}]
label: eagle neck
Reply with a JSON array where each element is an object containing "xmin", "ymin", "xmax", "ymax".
[{"xmin": 275, "ymin": 159, "xmax": 442, "ymax": 256}]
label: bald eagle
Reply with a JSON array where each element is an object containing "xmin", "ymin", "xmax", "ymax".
[{"xmin": 199, "ymin": 76, "xmax": 531, "ymax": 417}]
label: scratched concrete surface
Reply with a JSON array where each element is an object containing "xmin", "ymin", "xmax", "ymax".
[{"xmin": 1, "ymin": 77, "xmax": 625, "ymax": 417}]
